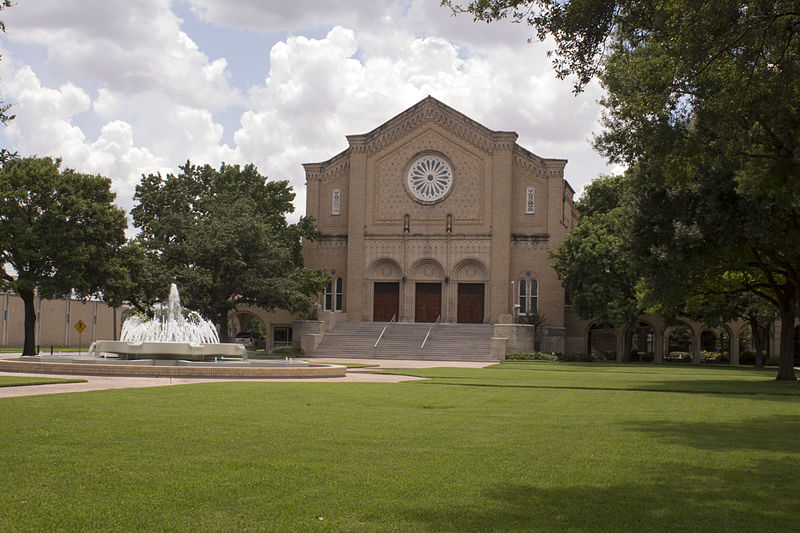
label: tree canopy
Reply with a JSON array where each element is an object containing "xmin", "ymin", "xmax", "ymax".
[
  {"xmin": 551, "ymin": 174, "xmax": 642, "ymax": 359},
  {"xmin": 0, "ymin": 156, "xmax": 128, "ymax": 355},
  {"xmin": 446, "ymin": 0, "xmax": 800, "ymax": 379},
  {"xmin": 131, "ymin": 161, "xmax": 327, "ymax": 338}
]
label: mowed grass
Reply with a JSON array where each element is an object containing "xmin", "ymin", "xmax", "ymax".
[
  {"xmin": 382, "ymin": 361, "xmax": 800, "ymax": 395},
  {"xmin": 0, "ymin": 376, "xmax": 86, "ymax": 388},
  {"xmin": 1, "ymin": 363, "xmax": 799, "ymax": 532}
]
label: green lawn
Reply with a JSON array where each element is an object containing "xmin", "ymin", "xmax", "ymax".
[
  {"xmin": 1, "ymin": 363, "xmax": 799, "ymax": 532},
  {"xmin": 0, "ymin": 376, "xmax": 86, "ymax": 388}
]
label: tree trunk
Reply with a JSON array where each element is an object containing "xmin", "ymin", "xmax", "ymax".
[
  {"xmin": 19, "ymin": 288, "xmax": 37, "ymax": 356},
  {"xmin": 216, "ymin": 311, "xmax": 229, "ymax": 341},
  {"xmin": 622, "ymin": 330, "xmax": 633, "ymax": 362},
  {"xmin": 775, "ymin": 306, "xmax": 797, "ymax": 381},
  {"xmin": 749, "ymin": 317, "xmax": 764, "ymax": 369}
]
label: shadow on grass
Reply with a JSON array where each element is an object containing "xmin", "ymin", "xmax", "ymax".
[
  {"xmin": 395, "ymin": 369, "xmax": 800, "ymax": 397},
  {"xmin": 389, "ymin": 459, "xmax": 800, "ymax": 532},
  {"xmin": 623, "ymin": 413, "xmax": 800, "ymax": 453}
]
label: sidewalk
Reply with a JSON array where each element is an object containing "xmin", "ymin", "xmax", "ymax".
[{"xmin": 0, "ymin": 358, "xmax": 494, "ymax": 399}]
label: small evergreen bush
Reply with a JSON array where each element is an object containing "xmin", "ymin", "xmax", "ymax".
[{"xmin": 506, "ymin": 352, "xmax": 559, "ymax": 361}]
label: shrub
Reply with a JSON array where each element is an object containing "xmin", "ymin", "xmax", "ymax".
[
  {"xmin": 506, "ymin": 352, "xmax": 558, "ymax": 361},
  {"xmin": 739, "ymin": 350, "xmax": 768, "ymax": 365},
  {"xmin": 557, "ymin": 352, "xmax": 594, "ymax": 362}
]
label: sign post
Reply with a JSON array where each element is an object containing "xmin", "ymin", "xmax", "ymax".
[{"xmin": 74, "ymin": 320, "xmax": 87, "ymax": 357}]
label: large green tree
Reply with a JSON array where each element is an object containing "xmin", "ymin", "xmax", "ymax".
[
  {"xmin": 446, "ymin": 0, "xmax": 800, "ymax": 380},
  {"xmin": 131, "ymin": 161, "xmax": 327, "ymax": 339},
  {"xmin": 552, "ymin": 174, "xmax": 641, "ymax": 359},
  {"xmin": 0, "ymin": 156, "xmax": 128, "ymax": 355}
]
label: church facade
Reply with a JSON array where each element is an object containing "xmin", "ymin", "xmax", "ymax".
[{"xmin": 302, "ymin": 96, "xmax": 579, "ymax": 354}]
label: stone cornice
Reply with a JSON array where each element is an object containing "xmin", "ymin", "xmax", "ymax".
[
  {"xmin": 513, "ymin": 145, "xmax": 567, "ymax": 179},
  {"xmin": 303, "ymin": 149, "xmax": 350, "ymax": 182},
  {"xmin": 347, "ymin": 96, "xmax": 519, "ymax": 155},
  {"xmin": 304, "ymin": 96, "xmax": 563, "ymax": 178},
  {"xmin": 511, "ymin": 233, "xmax": 550, "ymax": 247},
  {"xmin": 364, "ymin": 233, "xmax": 493, "ymax": 241}
]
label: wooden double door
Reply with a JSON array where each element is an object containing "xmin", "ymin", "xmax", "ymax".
[
  {"xmin": 373, "ymin": 282, "xmax": 399, "ymax": 322},
  {"xmin": 415, "ymin": 283, "xmax": 441, "ymax": 323},
  {"xmin": 457, "ymin": 283, "xmax": 485, "ymax": 323}
]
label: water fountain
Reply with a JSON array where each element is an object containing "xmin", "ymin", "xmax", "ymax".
[
  {"xmin": 2, "ymin": 284, "xmax": 346, "ymax": 378},
  {"xmin": 87, "ymin": 283, "xmax": 248, "ymax": 361}
]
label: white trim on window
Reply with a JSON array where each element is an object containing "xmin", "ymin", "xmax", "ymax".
[
  {"xmin": 525, "ymin": 186, "xmax": 535, "ymax": 214},
  {"xmin": 324, "ymin": 277, "xmax": 344, "ymax": 312},
  {"xmin": 518, "ymin": 278, "xmax": 539, "ymax": 315},
  {"xmin": 332, "ymin": 188, "xmax": 341, "ymax": 216}
]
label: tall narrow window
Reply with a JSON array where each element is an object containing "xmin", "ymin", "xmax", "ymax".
[
  {"xmin": 324, "ymin": 279, "xmax": 333, "ymax": 311},
  {"xmin": 529, "ymin": 279, "xmax": 539, "ymax": 312},
  {"xmin": 335, "ymin": 277, "xmax": 343, "ymax": 312},
  {"xmin": 519, "ymin": 278, "xmax": 539, "ymax": 315},
  {"xmin": 325, "ymin": 277, "xmax": 343, "ymax": 311},
  {"xmin": 526, "ymin": 186, "xmax": 535, "ymax": 214},
  {"xmin": 332, "ymin": 188, "xmax": 341, "ymax": 216}
]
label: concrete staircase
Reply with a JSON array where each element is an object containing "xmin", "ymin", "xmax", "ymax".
[{"xmin": 309, "ymin": 321, "xmax": 496, "ymax": 361}]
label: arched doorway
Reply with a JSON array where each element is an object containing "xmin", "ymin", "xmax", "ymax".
[
  {"xmin": 630, "ymin": 322, "xmax": 655, "ymax": 362},
  {"xmin": 665, "ymin": 323, "xmax": 693, "ymax": 363},
  {"xmin": 410, "ymin": 259, "xmax": 445, "ymax": 323},
  {"xmin": 230, "ymin": 312, "xmax": 267, "ymax": 350},
  {"xmin": 700, "ymin": 328, "xmax": 731, "ymax": 364},
  {"xmin": 368, "ymin": 259, "xmax": 403, "ymax": 322},
  {"xmin": 453, "ymin": 260, "xmax": 489, "ymax": 324},
  {"xmin": 588, "ymin": 323, "xmax": 617, "ymax": 361}
]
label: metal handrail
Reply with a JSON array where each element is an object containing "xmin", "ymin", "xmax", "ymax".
[
  {"xmin": 373, "ymin": 314, "xmax": 396, "ymax": 349},
  {"xmin": 420, "ymin": 315, "xmax": 440, "ymax": 350}
]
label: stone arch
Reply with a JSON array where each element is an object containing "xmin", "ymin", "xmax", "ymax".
[
  {"xmin": 452, "ymin": 259, "xmax": 489, "ymax": 324},
  {"xmin": 452, "ymin": 258, "xmax": 489, "ymax": 281},
  {"xmin": 229, "ymin": 310, "xmax": 265, "ymax": 336},
  {"xmin": 514, "ymin": 268, "xmax": 542, "ymax": 282},
  {"xmin": 513, "ymin": 269, "xmax": 542, "ymax": 318},
  {"xmin": 367, "ymin": 258, "xmax": 404, "ymax": 322},
  {"xmin": 410, "ymin": 258, "xmax": 445, "ymax": 281},
  {"xmin": 699, "ymin": 326, "xmax": 733, "ymax": 364},
  {"xmin": 664, "ymin": 321, "xmax": 695, "ymax": 363},
  {"xmin": 586, "ymin": 321, "xmax": 619, "ymax": 361},
  {"xmin": 625, "ymin": 320, "xmax": 656, "ymax": 362},
  {"xmin": 367, "ymin": 258, "xmax": 403, "ymax": 280}
]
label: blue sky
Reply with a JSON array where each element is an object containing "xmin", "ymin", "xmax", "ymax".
[{"xmin": 0, "ymin": 0, "xmax": 617, "ymax": 221}]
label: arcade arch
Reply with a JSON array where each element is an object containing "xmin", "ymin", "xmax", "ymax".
[
  {"xmin": 410, "ymin": 259, "xmax": 445, "ymax": 323},
  {"xmin": 630, "ymin": 321, "xmax": 656, "ymax": 362},
  {"xmin": 453, "ymin": 259, "xmax": 489, "ymax": 324},
  {"xmin": 664, "ymin": 322, "xmax": 694, "ymax": 363},
  {"xmin": 587, "ymin": 322, "xmax": 618, "ymax": 361},
  {"xmin": 367, "ymin": 258, "xmax": 403, "ymax": 322}
]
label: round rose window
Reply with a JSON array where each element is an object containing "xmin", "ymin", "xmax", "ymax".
[{"xmin": 407, "ymin": 154, "xmax": 453, "ymax": 204}]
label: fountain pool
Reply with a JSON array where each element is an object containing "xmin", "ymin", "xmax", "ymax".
[
  {"xmin": 88, "ymin": 283, "xmax": 246, "ymax": 361},
  {"xmin": 0, "ymin": 284, "xmax": 347, "ymax": 378}
]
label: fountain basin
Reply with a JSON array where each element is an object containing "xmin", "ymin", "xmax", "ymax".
[
  {"xmin": 1, "ymin": 355, "xmax": 347, "ymax": 378},
  {"xmin": 88, "ymin": 340, "xmax": 247, "ymax": 361}
]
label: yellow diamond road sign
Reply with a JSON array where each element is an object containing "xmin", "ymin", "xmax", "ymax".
[{"xmin": 74, "ymin": 320, "xmax": 87, "ymax": 333}]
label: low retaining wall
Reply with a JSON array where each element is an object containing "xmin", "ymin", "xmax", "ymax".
[{"xmin": 0, "ymin": 359, "xmax": 347, "ymax": 379}]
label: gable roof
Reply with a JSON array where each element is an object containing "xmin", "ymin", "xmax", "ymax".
[{"xmin": 304, "ymin": 96, "xmax": 566, "ymax": 180}]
